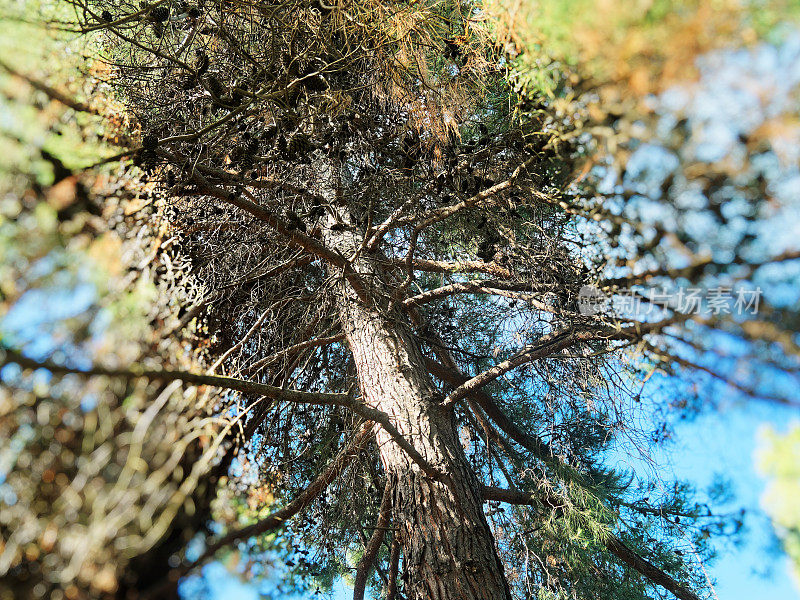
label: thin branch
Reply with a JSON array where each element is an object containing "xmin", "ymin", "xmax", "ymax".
[
  {"xmin": 1, "ymin": 347, "xmax": 351, "ymax": 408},
  {"xmin": 165, "ymin": 161, "xmax": 369, "ymax": 301},
  {"xmin": 245, "ymin": 333, "xmax": 345, "ymax": 375},
  {"xmin": 441, "ymin": 328, "xmax": 588, "ymax": 407},
  {"xmin": 386, "ymin": 535, "xmax": 401, "ymax": 600},
  {"xmin": 364, "ymin": 181, "xmax": 436, "ymax": 251},
  {"xmin": 208, "ymin": 304, "xmax": 275, "ymax": 373},
  {"xmin": 202, "ymin": 422, "xmax": 373, "ymax": 556},
  {"xmin": 404, "ymin": 280, "xmax": 555, "ymax": 307},
  {"xmin": 442, "ymin": 317, "xmax": 686, "ymax": 408},
  {"xmin": 353, "ymin": 480, "xmax": 393, "ymax": 600},
  {"xmin": 604, "ymin": 538, "xmax": 702, "ymax": 600},
  {"xmin": 0, "ymin": 57, "xmax": 100, "ymax": 115},
  {"xmin": 217, "ymin": 254, "xmax": 313, "ymax": 291},
  {"xmin": 426, "ymin": 358, "xmax": 552, "ymax": 462},
  {"xmin": 387, "ymin": 257, "xmax": 513, "ymax": 279},
  {"xmin": 644, "ymin": 342, "xmax": 800, "ymax": 407},
  {"xmin": 408, "ymin": 156, "xmax": 537, "ymax": 231},
  {"xmin": 141, "ymin": 423, "xmax": 375, "ymax": 599}
]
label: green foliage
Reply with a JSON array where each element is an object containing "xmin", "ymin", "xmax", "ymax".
[
  {"xmin": 0, "ymin": 0, "xmax": 112, "ymax": 181},
  {"xmin": 756, "ymin": 424, "xmax": 800, "ymax": 580},
  {"xmin": 499, "ymin": 0, "xmax": 800, "ymax": 101}
]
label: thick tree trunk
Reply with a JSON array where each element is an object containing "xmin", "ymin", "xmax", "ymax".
[{"xmin": 322, "ymin": 208, "xmax": 511, "ymax": 600}]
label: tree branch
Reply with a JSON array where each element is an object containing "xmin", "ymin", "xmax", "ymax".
[
  {"xmin": 426, "ymin": 358, "xmax": 553, "ymax": 462},
  {"xmin": 0, "ymin": 57, "xmax": 100, "ymax": 115},
  {"xmin": 386, "ymin": 535, "xmax": 401, "ymax": 600},
  {"xmin": 353, "ymin": 480, "xmax": 393, "ymax": 600},
  {"xmin": 245, "ymin": 333, "xmax": 345, "ymax": 375},
  {"xmin": 441, "ymin": 328, "xmax": 588, "ymax": 407},
  {"xmin": 167, "ymin": 162, "xmax": 369, "ymax": 301},
  {"xmin": 140, "ymin": 423, "xmax": 374, "ymax": 600},
  {"xmin": 481, "ymin": 486, "xmax": 702, "ymax": 600},
  {"xmin": 387, "ymin": 257, "xmax": 512, "ymax": 279},
  {"xmin": 404, "ymin": 280, "xmax": 555, "ymax": 307},
  {"xmin": 4, "ymin": 345, "xmax": 455, "ymax": 488},
  {"xmin": 203, "ymin": 422, "xmax": 373, "ymax": 556},
  {"xmin": 441, "ymin": 317, "xmax": 687, "ymax": 408},
  {"xmin": 408, "ymin": 157, "xmax": 537, "ymax": 231},
  {"xmin": 644, "ymin": 342, "xmax": 799, "ymax": 406},
  {"xmin": 1, "ymin": 347, "xmax": 352, "ymax": 407}
]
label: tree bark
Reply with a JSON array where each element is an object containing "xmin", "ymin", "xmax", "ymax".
[{"xmin": 321, "ymin": 200, "xmax": 511, "ymax": 600}]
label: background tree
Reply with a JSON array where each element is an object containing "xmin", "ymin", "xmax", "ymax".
[
  {"xmin": 1, "ymin": 1, "xmax": 798, "ymax": 600},
  {"xmin": 757, "ymin": 424, "xmax": 800, "ymax": 582},
  {"xmin": 0, "ymin": 8, "xmax": 235, "ymax": 598}
]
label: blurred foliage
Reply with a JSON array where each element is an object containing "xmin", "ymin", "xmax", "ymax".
[
  {"xmin": 490, "ymin": 0, "xmax": 800, "ymax": 99},
  {"xmin": 0, "ymin": 0, "xmax": 122, "ymax": 180},
  {"xmin": 0, "ymin": 4, "xmax": 233, "ymax": 599},
  {"xmin": 496, "ymin": 0, "xmax": 800, "ymax": 418},
  {"xmin": 0, "ymin": 0, "xmax": 148, "ymax": 359},
  {"xmin": 756, "ymin": 424, "xmax": 800, "ymax": 582}
]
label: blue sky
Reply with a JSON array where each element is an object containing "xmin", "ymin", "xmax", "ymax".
[{"xmin": 662, "ymin": 406, "xmax": 799, "ymax": 600}]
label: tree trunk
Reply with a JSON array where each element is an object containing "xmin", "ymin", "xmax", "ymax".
[{"xmin": 322, "ymin": 206, "xmax": 511, "ymax": 600}]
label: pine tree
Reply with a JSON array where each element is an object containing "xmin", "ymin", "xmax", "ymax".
[{"xmin": 2, "ymin": 1, "xmax": 798, "ymax": 599}]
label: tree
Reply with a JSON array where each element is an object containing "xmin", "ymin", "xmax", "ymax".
[
  {"xmin": 1, "ymin": 1, "xmax": 799, "ymax": 599},
  {"xmin": 757, "ymin": 424, "xmax": 800, "ymax": 582}
]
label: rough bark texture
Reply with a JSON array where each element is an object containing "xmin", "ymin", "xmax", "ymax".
[{"xmin": 320, "ymin": 183, "xmax": 512, "ymax": 599}]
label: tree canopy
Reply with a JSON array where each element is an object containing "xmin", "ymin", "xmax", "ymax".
[{"xmin": 1, "ymin": 1, "xmax": 799, "ymax": 600}]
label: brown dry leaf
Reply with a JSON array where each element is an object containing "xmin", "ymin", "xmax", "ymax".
[
  {"xmin": 87, "ymin": 233, "xmax": 124, "ymax": 277},
  {"xmin": 92, "ymin": 566, "xmax": 118, "ymax": 594},
  {"xmin": 46, "ymin": 175, "xmax": 78, "ymax": 210}
]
